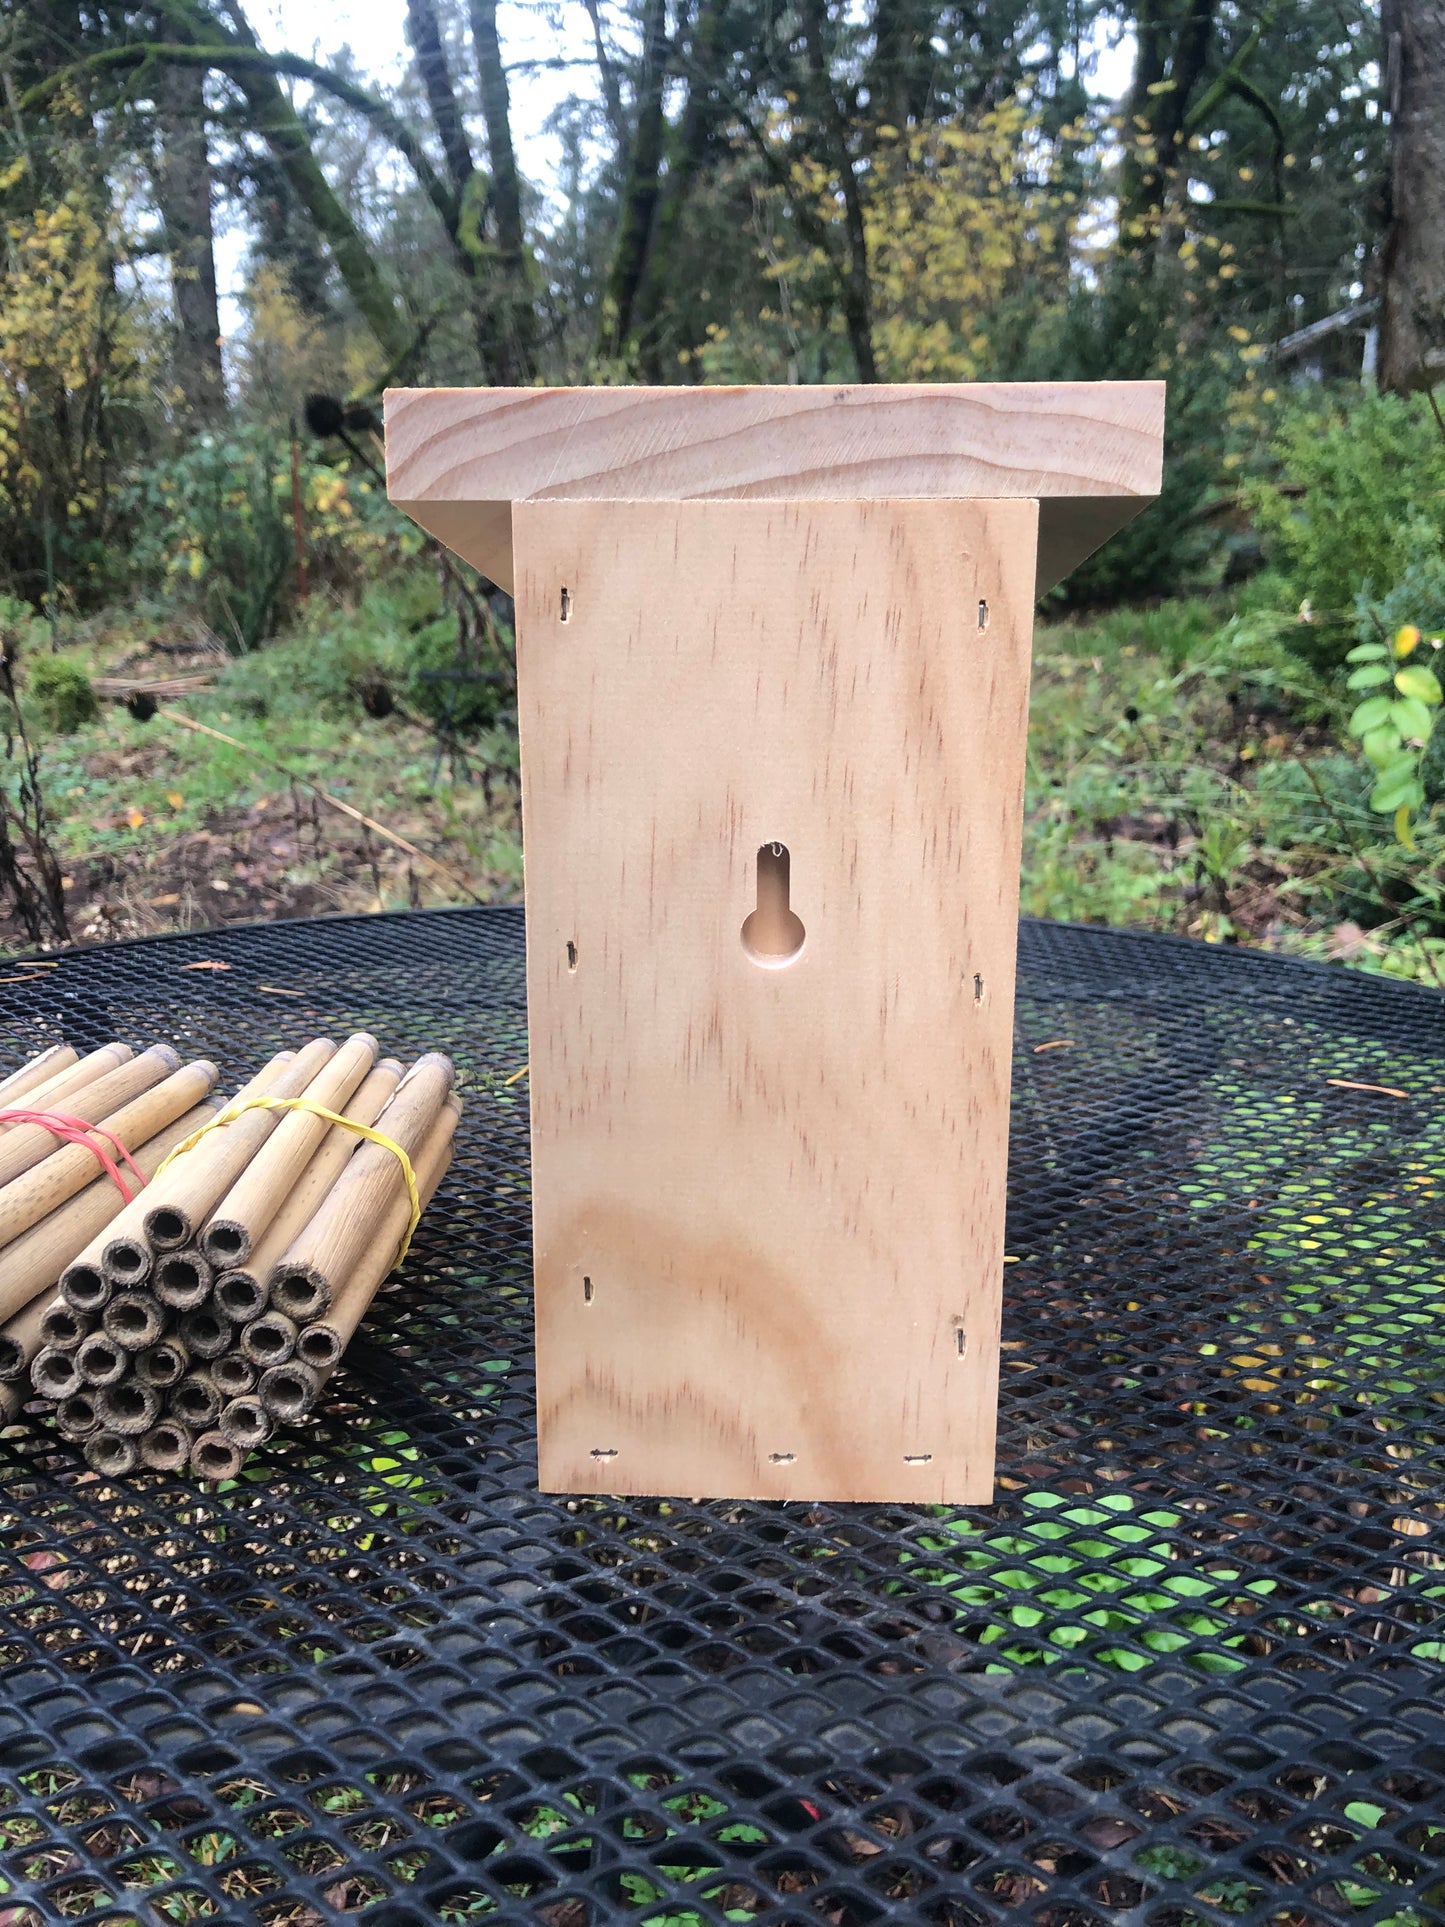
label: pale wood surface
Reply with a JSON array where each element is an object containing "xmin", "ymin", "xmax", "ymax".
[
  {"xmin": 0, "ymin": 1101, "xmax": 218, "ymax": 1325},
  {"xmin": 386, "ymin": 381, "xmax": 1163, "ymax": 594},
  {"xmin": 0, "ymin": 1044, "xmax": 130, "ymax": 1132},
  {"xmin": 271, "ymin": 1054, "xmax": 454, "ymax": 1308},
  {"xmin": 305, "ymin": 1101, "xmax": 459, "ymax": 1361},
  {"xmin": 0, "ymin": 1045, "xmax": 79, "ymax": 1110},
  {"xmin": 202, "ymin": 1032, "xmax": 379, "ymax": 1265},
  {"xmin": 79, "ymin": 1051, "xmax": 296, "ymax": 1290},
  {"xmin": 0, "ymin": 1059, "xmax": 219, "ymax": 1249},
  {"xmin": 516, "ymin": 498, "xmax": 1036, "ymax": 1503},
  {"xmin": 224, "ymin": 1059, "xmax": 405, "ymax": 1301},
  {"xmin": 0, "ymin": 1047, "xmax": 177, "ymax": 1190},
  {"xmin": 138, "ymin": 1039, "xmax": 336, "ymax": 1249}
]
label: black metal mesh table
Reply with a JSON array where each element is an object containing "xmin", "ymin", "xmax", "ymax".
[{"xmin": 1, "ymin": 907, "xmax": 1443, "ymax": 1927}]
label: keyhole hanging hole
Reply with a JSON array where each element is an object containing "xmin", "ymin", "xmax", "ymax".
[
  {"xmin": 973, "ymin": 972, "xmax": 985, "ymax": 1006},
  {"xmin": 956, "ymin": 1328, "xmax": 968, "ymax": 1359},
  {"xmin": 977, "ymin": 598, "xmax": 989, "ymax": 631},
  {"xmin": 741, "ymin": 842, "xmax": 806, "ymax": 967},
  {"xmin": 566, "ymin": 940, "xmax": 578, "ymax": 972},
  {"xmin": 560, "ymin": 586, "xmax": 571, "ymax": 623},
  {"xmin": 583, "ymin": 1275, "xmax": 593, "ymax": 1303}
]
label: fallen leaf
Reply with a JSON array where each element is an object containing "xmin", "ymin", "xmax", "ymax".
[
  {"xmin": 166, "ymin": 790, "xmax": 184, "ymax": 808},
  {"xmin": 182, "ymin": 960, "xmax": 231, "ymax": 972},
  {"xmin": 148, "ymin": 893, "xmax": 180, "ymax": 908},
  {"xmin": 126, "ymin": 807, "xmax": 145, "ymax": 829},
  {"xmin": 210, "ymin": 877, "xmax": 231, "ymax": 893},
  {"xmin": 258, "ymin": 984, "xmax": 303, "ymax": 996}
]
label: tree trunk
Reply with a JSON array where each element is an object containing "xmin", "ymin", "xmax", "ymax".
[
  {"xmin": 631, "ymin": 0, "xmax": 726, "ymax": 378},
  {"xmin": 1118, "ymin": 0, "xmax": 1217, "ymax": 250},
  {"xmin": 598, "ymin": 0, "xmax": 668, "ymax": 362},
  {"xmin": 581, "ymin": 0, "xmax": 628, "ymax": 151},
  {"xmin": 156, "ymin": 0, "xmax": 411, "ymax": 366},
  {"xmin": 469, "ymin": 0, "xmax": 535, "ymax": 381},
  {"xmin": 1379, "ymin": 0, "xmax": 1445, "ymax": 392},
  {"xmin": 405, "ymin": 0, "xmax": 475, "ymax": 201},
  {"xmin": 800, "ymin": 0, "xmax": 877, "ymax": 381},
  {"xmin": 151, "ymin": 57, "xmax": 226, "ymax": 422}
]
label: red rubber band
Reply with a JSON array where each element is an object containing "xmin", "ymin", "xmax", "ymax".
[{"xmin": 0, "ymin": 1108, "xmax": 147, "ymax": 1203}]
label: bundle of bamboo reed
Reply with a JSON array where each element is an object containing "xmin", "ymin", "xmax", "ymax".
[{"xmin": 0, "ymin": 1034, "xmax": 458, "ymax": 1480}]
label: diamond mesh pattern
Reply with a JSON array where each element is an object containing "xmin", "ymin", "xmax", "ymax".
[{"xmin": 1, "ymin": 908, "xmax": 1443, "ymax": 1927}]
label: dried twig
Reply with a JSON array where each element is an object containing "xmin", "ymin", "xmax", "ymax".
[{"xmin": 159, "ymin": 710, "xmax": 484, "ymax": 904}]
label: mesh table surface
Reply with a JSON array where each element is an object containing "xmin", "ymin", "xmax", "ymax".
[{"xmin": 1, "ymin": 907, "xmax": 1443, "ymax": 1927}]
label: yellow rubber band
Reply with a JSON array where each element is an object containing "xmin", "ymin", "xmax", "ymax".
[{"xmin": 154, "ymin": 1096, "xmax": 424, "ymax": 1269}]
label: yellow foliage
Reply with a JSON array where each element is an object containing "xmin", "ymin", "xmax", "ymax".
[
  {"xmin": 866, "ymin": 107, "xmax": 1064, "ymax": 380},
  {"xmin": 773, "ymin": 103, "xmax": 1073, "ymax": 382},
  {"xmin": 0, "ymin": 169, "xmax": 154, "ymax": 537},
  {"xmin": 236, "ymin": 263, "xmax": 381, "ymax": 424}
]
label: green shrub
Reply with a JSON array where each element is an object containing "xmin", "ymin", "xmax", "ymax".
[
  {"xmin": 405, "ymin": 610, "xmax": 512, "ymax": 736},
  {"xmin": 1251, "ymin": 391, "xmax": 1445, "ymax": 662},
  {"xmin": 122, "ymin": 424, "xmax": 420, "ymax": 654},
  {"xmin": 24, "ymin": 654, "xmax": 99, "ymax": 734},
  {"xmin": 214, "ymin": 589, "xmax": 407, "ymax": 719}
]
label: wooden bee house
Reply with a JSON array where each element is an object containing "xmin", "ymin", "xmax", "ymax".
[{"xmin": 386, "ymin": 383, "xmax": 1165, "ymax": 1503}]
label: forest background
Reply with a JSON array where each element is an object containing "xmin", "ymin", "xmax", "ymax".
[{"xmin": 1, "ymin": 0, "xmax": 1443, "ymax": 985}]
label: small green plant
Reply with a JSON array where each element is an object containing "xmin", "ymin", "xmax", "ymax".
[
  {"xmin": 1251, "ymin": 391, "xmax": 1445, "ymax": 663},
  {"xmin": 23, "ymin": 654, "xmax": 98, "ymax": 734},
  {"xmin": 1344, "ymin": 624, "xmax": 1443, "ymax": 840}
]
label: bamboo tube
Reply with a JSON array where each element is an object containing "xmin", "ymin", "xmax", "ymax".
[
  {"xmin": 139, "ymin": 1420, "xmax": 191, "ymax": 1472},
  {"xmin": 258, "ymin": 1360, "xmax": 320, "ymax": 1422},
  {"xmin": 0, "ymin": 1291, "xmax": 56, "ymax": 1381},
  {"xmin": 214, "ymin": 1271, "xmax": 267, "ymax": 1322},
  {"xmin": 6, "ymin": 1099, "xmax": 219, "ymax": 1325},
  {"xmin": 85, "ymin": 1431, "xmax": 137, "ymax": 1476},
  {"xmin": 270, "ymin": 1054, "xmax": 454, "ymax": 1321},
  {"xmin": 40, "ymin": 1300, "xmax": 90, "ymax": 1352},
  {"xmin": 0, "ymin": 1046, "xmax": 178, "ymax": 1189},
  {"xmin": 211, "ymin": 1354, "xmax": 256, "ymax": 1400},
  {"xmin": 152, "ymin": 1249, "xmax": 212, "ymax": 1312},
  {"xmin": 0, "ymin": 1381, "xmax": 18, "ymax": 1425},
  {"xmin": 296, "ymin": 1103, "xmax": 458, "ymax": 1374},
  {"xmin": 96, "ymin": 1381, "xmax": 160, "ymax": 1437},
  {"xmin": 135, "ymin": 1340, "xmax": 189, "ymax": 1391},
  {"xmin": 212, "ymin": 1058, "xmax": 405, "ymax": 1317},
  {"xmin": 0, "ymin": 1058, "xmax": 220, "ymax": 1248},
  {"xmin": 170, "ymin": 1372, "xmax": 221, "ymax": 1430},
  {"xmin": 191, "ymin": 1431, "xmax": 243, "ymax": 1481},
  {"xmin": 219, "ymin": 1396, "xmax": 272, "ymax": 1451},
  {"xmin": 200, "ymin": 1032, "xmax": 379, "ymax": 1268},
  {"xmin": 92, "ymin": 1051, "xmax": 298, "ymax": 1287},
  {"xmin": 239, "ymin": 1312, "xmax": 298, "ymax": 1368},
  {"xmin": 75, "ymin": 1333, "xmax": 127, "ymax": 1388},
  {"xmin": 178, "ymin": 1306, "xmax": 232, "ymax": 1361},
  {"xmin": 141, "ymin": 1038, "xmax": 338, "ymax": 1251},
  {"xmin": 102, "ymin": 1293, "xmax": 170, "ymax": 1352},
  {"xmin": 0, "ymin": 1043, "xmax": 125, "ymax": 1123},
  {"xmin": 57, "ymin": 1391, "xmax": 100, "ymax": 1439},
  {"xmin": 31, "ymin": 1346, "xmax": 83, "ymax": 1399},
  {"xmin": 0, "ymin": 1044, "xmax": 78, "ymax": 1108}
]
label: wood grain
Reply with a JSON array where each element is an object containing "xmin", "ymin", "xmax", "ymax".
[
  {"xmin": 0, "ymin": 1045, "xmax": 79, "ymax": 1110},
  {"xmin": 515, "ymin": 497, "xmax": 1036, "ymax": 1503},
  {"xmin": 385, "ymin": 382, "xmax": 1164, "ymax": 593}
]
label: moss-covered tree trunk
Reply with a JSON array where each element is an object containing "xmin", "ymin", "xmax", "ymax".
[
  {"xmin": 1379, "ymin": 0, "xmax": 1445, "ymax": 392},
  {"xmin": 151, "ymin": 58, "xmax": 226, "ymax": 423}
]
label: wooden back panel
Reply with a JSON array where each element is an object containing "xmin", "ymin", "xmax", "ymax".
[{"xmin": 515, "ymin": 497, "xmax": 1037, "ymax": 1502}]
